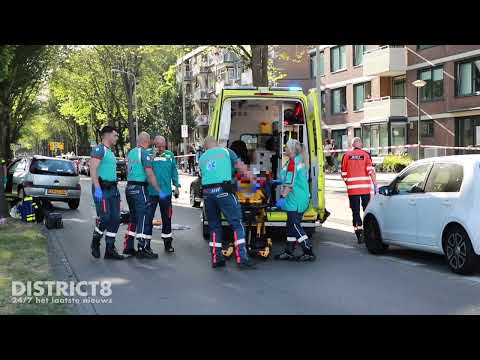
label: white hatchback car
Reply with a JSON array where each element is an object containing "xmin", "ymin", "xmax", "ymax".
[{"xmin": 364, "ymin": 155, "xmax": 480, "ymax": 274}]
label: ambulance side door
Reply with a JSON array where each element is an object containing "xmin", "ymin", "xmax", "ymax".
[
  {"xmin": 208, "ymin": 89, "xmax": 223, "ymax": 139},
  {"xmin": 306, "ymin": 89, "xmax": 325, "ymax": 217}
]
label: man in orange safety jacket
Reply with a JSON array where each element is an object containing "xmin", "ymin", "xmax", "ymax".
[{"xmin": 341, "ymin": 137, "xmax": 377, "ymax": 244}]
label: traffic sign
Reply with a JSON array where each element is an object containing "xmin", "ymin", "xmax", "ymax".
[
  {"xmin": 181, "ymin": 125, "xmax": 188, "ymax": 138},
  {"xmin": 49, "ymin": 142, "xmax": 64, "ymax": 151}
]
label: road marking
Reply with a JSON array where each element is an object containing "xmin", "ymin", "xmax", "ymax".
[
  {"xmin": 377, "ymin": 256, "xmax": 424, "ymax": 267},
  {"xmin": 322, "ymin": 241, "xmax": 355, "ymax": 249}
]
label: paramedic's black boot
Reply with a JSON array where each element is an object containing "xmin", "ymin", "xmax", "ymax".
[
  {"xmin": 104, "ymin": 245, "xmax": 125, "ymax": 260},
  {"xmin": 274, "ymin": 251, "xmax": 295, "ymax": 261},
  {"xmin": 237, "ymin": 258, "xmax": 256, "ymax": 269},
  {"xmin": 137, "ymin": 246, "xmax": 158, "ymax": 259},
  {"xmin": 145, "ymin": 241, "xmax": 159, "ymax": 258},
  {"xmin": 355, "ymin": 229, "xmax": 364, "ymax": 244},
  {"xmin": 163, "ymin": 238, "xmax": 174, "ymax": 253},
  {"xmin": 91, "ymin": 234, "xmax": 101, "ymax": 259},
  {"xmin": 274, "ymin": 240, "xmax": 296, "ymax": 261},
  {"xmin": 122, "ymin": 248, "xmax": 137, "ymax": 257},
  {"xmin": 298, "ymin": 239, "xmax": 316, "ymax": 262},
  {"xmin": 212, "ymin": 259, "xmax": 226, "ymax": 268}
]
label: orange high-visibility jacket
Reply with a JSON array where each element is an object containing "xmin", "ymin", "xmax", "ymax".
[{"xmin": 341, "ymin": 148, "xmax": 374, "ymax": 196}]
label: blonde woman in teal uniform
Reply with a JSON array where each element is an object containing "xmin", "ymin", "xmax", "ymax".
[{"xmin": 274, "ymin": 139, "xmax": 316, "ymax": 261}]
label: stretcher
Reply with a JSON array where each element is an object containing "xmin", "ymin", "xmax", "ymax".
[{"xmin": 222, "ymin": 175, "xmax": 273, "ymax": 260}]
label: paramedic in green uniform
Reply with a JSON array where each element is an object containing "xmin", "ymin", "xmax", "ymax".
[
  {"xmin": 144, "ymin": 135, "xmax": 180, "ymax": 253},
  {"xmin": 274, "ymin": 139, "xmax": 316, "ymax": 262},
  {"xmin": 123, "ymin": 132, "xmax": 164, "ymax": 259},
  {"xmin": 199, "ymin": 136, "xmax": 255, "ymax": 269},
  {"xmin": 89, "ymin": 126, "xmax": 124, "ymax": 260}
]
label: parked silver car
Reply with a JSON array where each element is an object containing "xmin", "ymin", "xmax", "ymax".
[{"xmin": 5, "ymin": 156, "xmax": 81, "ymax": 209}]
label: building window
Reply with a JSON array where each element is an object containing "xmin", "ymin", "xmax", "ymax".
[
  {"xmin": 417, "ymin": 45, "xmax": 436, "ymax": 50},
  {"xmin": 354, "ymin": 128, "xmax": 362, "ymax": 139},
  {"xmin": 392, "ymin": 76, "xmax": 405, "ymax": 98},
  {"xmin": 353, "ymin": 82, "xmax": 371, "ymax": 111},
  {"xmin": 320, "ymin": 91, "xmax": 326, "ymax": 116},
  {"xmin": 310, "ymin": 52, "xmax": 324, "ymax": 78},
  {"xmin": 456, "ymin": 58, "xmax": 480, "ymax": 96},
  {"xmin": 391, "ymin": 124, "xmax": 407, "ymax": 147},
  {"xmin": 361, "ymin": 123, "xmax": 388, "ymax": 156},
  {"xmin": 330, "ymin": 46, "xmax": 346, "ymax": 72},
  {"xmin": 331, "ymin": 87, "xmax": 347, "ymax": 114},
  {"xmin": 201, "ymin": 102, "xmax": 208, "ymax": 115},
  {"xmin": 331, "ymin": 129, "xmax": 347, "ymax": 149},
  {"xmin": 418, "ymin": 66, "xmax": 443, "ymax": 101},
  {"xmin": 420, "ymin": 120, "xmax": 434, "ymax": 137},
  {"xmin": 353, "ymin": 45, "xmax": 366, "ymax": 66}
]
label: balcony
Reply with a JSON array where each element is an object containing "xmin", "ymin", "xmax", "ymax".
[
  {"xmin": 194, "ymin": 88, "xmax": 209, "ymax": 101},
  {"xmin": 363, "ymin": 46, "xmax": 406, "ymax": 77},
  {"xmin": 363, "ymin": 97, "xmax": 407, "ymax": 123},
  {"xmin": 183, "ymin": 71, "xmax": 192, "ymax": 81}
]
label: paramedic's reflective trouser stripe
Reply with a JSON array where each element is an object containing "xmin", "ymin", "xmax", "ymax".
[
  {"xmin": 285, "ymin": 211, "xmax": 313, "ymax": 254},
  {"xmin": 92, "ymin": 185, "xmax": 120, "ymax": 246},
  {"xmin": 203, "ymin": 187, "xmax": 248, "ymax": 264},
  {"xmin": 144, "ymin": 196, "xmax": 173, "ymax": 240},
  {"xmin": 125, "ymin": 184, "xmax": 149, "ymax": 249}
]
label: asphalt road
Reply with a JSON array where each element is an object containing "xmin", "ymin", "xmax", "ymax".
[{"xmin": 44, "ymin": 175, "xmax": 480, "ymax": 314}]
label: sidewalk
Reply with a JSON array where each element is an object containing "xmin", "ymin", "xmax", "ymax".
[{"xmin": 325, "ymin": 172, "xmax": 397, "ymax": 183}]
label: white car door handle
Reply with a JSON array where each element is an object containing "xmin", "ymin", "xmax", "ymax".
[
  {"xmin": 442, "ymin": 200, "xmax": 452, "ymax": 207},
  {"xmin": 408, "ymin": 199, "xmax": 416, "ymax": 206}
]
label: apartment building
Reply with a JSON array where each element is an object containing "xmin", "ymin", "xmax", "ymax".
[
  {"xmin": 309, "ymin": 45, "xmax": 480, "ymax": 158},
  {"xmin": 176, "ymin": 46, "xmax": 249, "ymax": 124},
  {"xmin": 405, "ymin": 45, "xmax": 480, "ymax": 157},
  {"xmin": 176, "ymin": 45, "xmax": 313, "ymax": 145}
]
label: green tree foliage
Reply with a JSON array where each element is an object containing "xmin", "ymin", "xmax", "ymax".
[{"xmin": 0, "ymin": 45, "xmax": 61, "ymax": 160}]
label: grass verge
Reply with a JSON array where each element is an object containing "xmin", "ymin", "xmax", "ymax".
[{"xmin": 0, "ymin": 220, "xmax": 69, "ymax": 315}]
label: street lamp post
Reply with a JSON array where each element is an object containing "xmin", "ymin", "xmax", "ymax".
[
  {"xmin": 182, "ymin": 62, "xmax": 188, "ymax": 156},
  {"xmin": 412, "ymin": 79, "xmax": 427, "ymax": 160},
  {"xmin": 112, "ymin": 69, "xmax": 138, "ymax": 141}
]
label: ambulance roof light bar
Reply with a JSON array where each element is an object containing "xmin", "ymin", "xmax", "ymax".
[{"xmin": 223, "ymin": 86, "xmax": 303, "ymax": 92}]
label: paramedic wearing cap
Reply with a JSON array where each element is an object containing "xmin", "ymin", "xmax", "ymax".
[
  {"xmin": 89, "ymin": 126, "xmax": 124, "ymax": 260},
  {"xmin": 123, "ymin": 131, "xmax": 164, "ymax": 259},
  {"xmin": 199, "ymin": 136, "xmax": 255, "ymax": 269},
  {"xmin": 341, "ymin": 137, "xmax": 377, "ymax": 244},
  {"xmin": 273, "ymin": 139, "xmax": 315, "ymax": 262}
]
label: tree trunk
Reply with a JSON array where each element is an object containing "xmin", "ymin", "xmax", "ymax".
[
  {"xmin": 127, "ymin": 99, "xmax": 136, "ymax": 148},
  {"xmin": 250, "ymin": 45, "xmax": 269, "ymax": 87},
  {"xmin": 0, "ymin": 164, "xmax": 8, "ymax": 221},
  {"xmin": 0, "ymin": 107, "xmax": 9, "ymax": 221}
]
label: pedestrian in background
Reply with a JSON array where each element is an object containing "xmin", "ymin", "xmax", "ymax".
[
  {"xmin": 188, "ymin": 144, "xmax": 196, "ymax": 175},
  {"xmin": 274, "ymin": 139, "xmax": 315, "ymax": 261},
  {"xmin": 144, "ymin": 135, "xmax": 180, "ymax": 253},
  {"xmin": 341, "ymin": 137, "xmax": 378, "ymax": 244},
  {"xmin": 331, "ymin": 139, "xmax": 339, "ymax": 173},
  {"xmin": 324, "ymin": 139, "xmax": 334, "ymax": 171},
  {"xmin": 89, "ymin": 126, "xmax": 124, "ymax": 260}
]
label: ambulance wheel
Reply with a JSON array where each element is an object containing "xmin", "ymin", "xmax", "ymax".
[
  {"xmin": 68, "ymin": 199, "xmax": 80, "ymax": 210},
  {"xmin": 364, "ymin": 215, "xmax": 388, "ymax": 255}
]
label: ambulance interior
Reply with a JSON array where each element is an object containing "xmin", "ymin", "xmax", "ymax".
[{"xmin": 217, "ymin": 98, "xmax": 309, "ymax": 204}]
